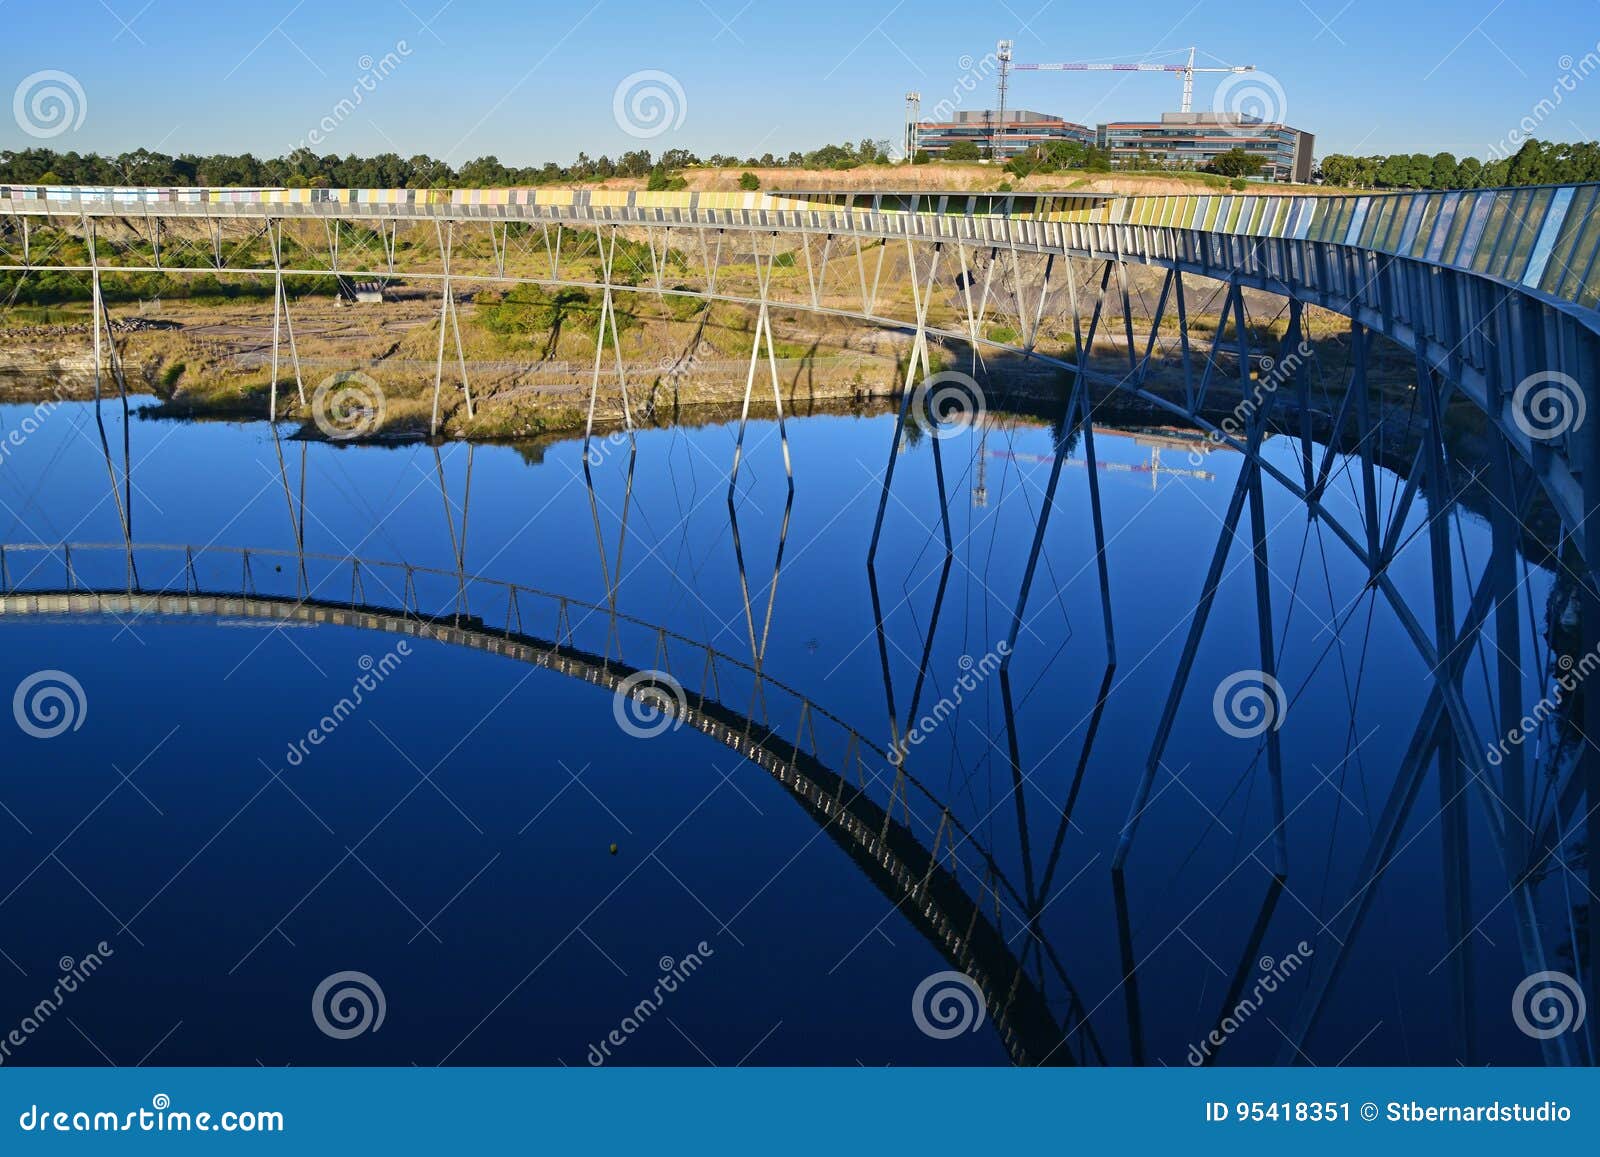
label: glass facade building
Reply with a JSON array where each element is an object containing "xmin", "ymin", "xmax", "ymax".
[
  {"xmin": 916, "ymin": 109, "xmax": 1096, "ymax": 160},
  {"xmin": 1095, "ymin": 113, "xmax": 1314, "ymax": 183}
]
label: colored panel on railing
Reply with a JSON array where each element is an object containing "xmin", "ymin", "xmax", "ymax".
[
  {"xmin": 1468, "ymin": 192, "xmax": 1509, "ymax": 271},
  {"xmin": 1422, "ymin": 193, "xmax": 1459, "ymax": 261},
  {"xmin": 1398, "ymin": 195, "xmax": 1428, "ymax": 253},
  {"xmin": 1527, "ymin": 186, "xmax": 1575, "ymax": 289},
  {"xmin": 1344, "ymin": 198, "xmax": 1370, "ymax": 247},
  {"xmin": 1544, "ymin": 187, "xmax": 1598, "ymax": 297},
  {"xmin": 1292, "ymin": 198, "xmax": 1315, "ymax": 239},
  {"xmin": 1499, "ymin": 187, "xmax": 1554, "ymax": 281}
]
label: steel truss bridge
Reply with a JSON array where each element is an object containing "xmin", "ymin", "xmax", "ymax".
[{"xmin": 2, "ymin": 183, "xmax": 1599, "ymax": 1065}]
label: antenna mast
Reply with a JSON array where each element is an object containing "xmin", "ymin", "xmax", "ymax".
[{"xmin": 993, "ymin": 40, "xmax": 1013, "ymax": 159}]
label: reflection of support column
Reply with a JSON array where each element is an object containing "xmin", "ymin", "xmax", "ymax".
[
  {"xmin": 1277, "ymin": 481, "xmax": 1571, "ymax": 1064},
  {"xmin": 87, "ymin": 221, "xmax": 134, "ymax": 556},
  {"xmin": 1348, "ymin": 323, "xmax": 1383, "ymax": 575},
  {"xmin": 1115, "ymin": 294, "xmax": 1270, "ymax": 872},
  {"xmin": 867, "ymin": 542, "xmax": 952, "ymax": 766},
  {"xmin": 1421, "ymin": 355, "xmax": 1475, "ymax": 1063},
  {"xmin": 1198, "ymin": 878, "xmax": 1284, "ymax": 1067},
  {"xmin": 436, "ymin": 444, "xmax": 474, "ymax": 617},
  {"xmin": 1488, "ymin": 436, "xmax": 1526, "ymax": 872},
  {"xmin": 583, "ymin": 432, "xmax": 636, "ymax": 659},
  {"xmin": 867, "ymin": 239, "xmax": 943, "ymax": 565},
  {"xmin": 731, "ymin": 482, "xmax": 795, "ymax": 726},
  {"xmin": 1245, "ymin": 395, "xmax": 1288, "ymax": 878},
  {"xmin": 1002, "ymin": 272, "xmax": 1115, "ymax": 667},
  {"xmin": 271, "ymin": 427, "xmax": 308, "ymax": 596},
  {"xmin": 1584, "ymin": 338, "xmax": 1600, "ymax": 1038}
]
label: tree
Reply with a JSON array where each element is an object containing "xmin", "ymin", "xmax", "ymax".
[
  {"xmin": 944, "ymin": 140, "xmax": 982, "ymax": 161},
  {"xmin": 1319, "ymin": 154, "xmax": 1359, "ymax": 187},
  {"xmin": 1429, "ymin": 151, "xmax": 1458, "ymax": 190},
  {"xmin": 738, "ymin": 171, "xmax": 760, "ymax": 191},
  {"xmin": 1375, "ymin": 153, "xmax": 1413, "ymax": 188},
  {"xmin": 1507, "ymin": 138, "xmax": 1550, "ymax": 185},
  {"xmin": 912, "ymin": 149, "xmax": 930, "ymax": 165},
  {"xmin": 646, "ymin": 163, "xmax": 685, "ymax": 191},
  {"xmin": 1206, "ymin": 148, "xmax": 1263, "ymax": 178}
]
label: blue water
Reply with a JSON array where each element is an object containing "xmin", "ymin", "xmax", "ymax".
[{"xmin": 0, "ymin": 397, "xmax": 1566, "ymax": 1066}]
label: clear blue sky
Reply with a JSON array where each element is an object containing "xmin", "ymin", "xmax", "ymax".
[{"xmin": 0, "ymin": 0, "xmax": 1592, "ymax": 164}]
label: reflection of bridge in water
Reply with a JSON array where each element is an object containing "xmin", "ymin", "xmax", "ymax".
[
  {"xmin": 4, "ymin": 181, "xmax": 1599, "ymax": 1064},
  {"xmin": 0, "ymin": 538, "xmax": 1105, "ymax": 1066}
]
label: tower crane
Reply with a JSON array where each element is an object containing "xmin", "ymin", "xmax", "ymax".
[{"xmin": 1007, "ymin": 46, "xmax": 1254, "ymax": 115}]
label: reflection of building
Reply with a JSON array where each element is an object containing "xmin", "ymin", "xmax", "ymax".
[
  {"xmin": 918, "ymin": 109, "xmax": 1095, "ymax": 159},
  {"xmin": 1096, "ymin": 113, "xmax": 1313, "ymax": 182}
]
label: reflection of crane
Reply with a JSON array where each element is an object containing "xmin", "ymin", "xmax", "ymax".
[
  {"xmin": 989, "ymin": 445, "xmax": 1214, "ymax": 490},
  {"xmin": 1009, "ymin": 47, "xmax": 1255, "ymax": 114}
]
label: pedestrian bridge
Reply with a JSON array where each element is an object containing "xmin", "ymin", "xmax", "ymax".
[
  {"xmin": 2, "ymin": 183, "xmax": 1598, "ymax": 1064},
  {"xmin": 1, "ymin": 181, "xmax": 1595, "ymax": 542}
]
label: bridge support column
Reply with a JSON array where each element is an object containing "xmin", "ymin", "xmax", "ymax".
[
  {"xmin": 583, "ymin": 227, "xmax": 635, "ymax": 456},
  {"xmin": 266, "ymin": 220, "xmax": 306, "ymax": 423},
  {"xmin": 729, "ymin": 233, "xmax": 794, "ymax": 498},
  {"xmin": 431, "ymin": 221, "xmax": 474, "ymax": 437}
]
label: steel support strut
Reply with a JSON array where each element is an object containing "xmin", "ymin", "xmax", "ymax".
[{"xmin": 729, "ymin": 232, "xmax": 794, "ymax": 498}]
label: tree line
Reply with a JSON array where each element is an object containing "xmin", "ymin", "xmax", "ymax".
[
  {"xmin": 1318, "ymin": 139, "xmax": 1600, "ymax": 189},
  {"xmin": 0, "ymin": 138, "xmax": 896, "ymax": 190},
  {"xmin": 7, "ymin": 136, "xmax": 1599, "ymax": 193}
]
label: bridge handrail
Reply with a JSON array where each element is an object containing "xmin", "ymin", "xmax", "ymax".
[{"xmin": 5, "ymin": 182, "xmax": 1599, "ymax": 310}]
